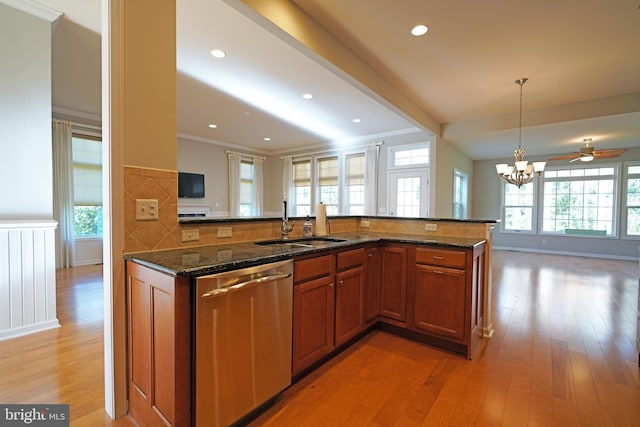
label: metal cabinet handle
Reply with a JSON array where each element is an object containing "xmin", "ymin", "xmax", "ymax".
[
  {"xmin": 338, "ymin": 280, "xmax": 344, "ymax": 285},
  {"xmin": 432, "ymin": 270, "xmax": 445, "ymax": 275},
  {"xmin": 432, "ymin": 255, "xmax": 445, "ymax": 260},
  {"xmin": 368, "ymin": 253, "xmax": 373, "ymax": 257},
  {"xmin": 201, "ymin": 273, "xmax": 291, "ymax": 298},
  {"xmin": 329, "ymin": 282, "xmax": 335, "ymax": 288}
]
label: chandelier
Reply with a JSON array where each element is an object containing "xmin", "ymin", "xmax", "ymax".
[{"xmin": 495, "ymin": 78, "xmax": 546, "ymax": 188}]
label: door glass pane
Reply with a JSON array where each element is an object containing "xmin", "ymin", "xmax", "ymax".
[{"xmin": 396, "ymin": 177, "xmax": 421, "ymax": 217}]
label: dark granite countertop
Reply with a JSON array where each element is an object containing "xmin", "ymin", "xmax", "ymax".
[
  {"xmin": 178, "ymin": 215, "xmax": 499, "ymax": 225},
  {"xmin": 125, "ymin": 232, "xmax": 486, "ymax": 278}
]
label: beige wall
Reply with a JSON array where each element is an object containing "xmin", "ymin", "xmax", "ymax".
[
  {"xmin": 123, "ymin": 1, "xmax": 176, "ymax": 170},
  {"xmin": 434, "ymin": 139, "xmax": 474, "ymax": 218}
]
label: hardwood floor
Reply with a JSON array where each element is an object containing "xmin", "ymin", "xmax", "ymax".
[
  {"xmin": 0, "ymin": 265, "xmax": 136, "ymax": 427},
  {"xmin": 249, "ymin": 251, "xmax": 640, "ymax": 426},
  {"xmin": 0, "ymin": 251, "xmax": 638, "ymax": 426}
]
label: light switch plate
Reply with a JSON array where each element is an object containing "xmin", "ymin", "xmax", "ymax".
[{"xmin": 135, "ymin": 199, "xmax": 159, "ymax": 220}]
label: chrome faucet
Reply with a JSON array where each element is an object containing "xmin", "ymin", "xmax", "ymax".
[{"xmin": 282, "ymin": 199, "xmax": 295, "ymax": 239}]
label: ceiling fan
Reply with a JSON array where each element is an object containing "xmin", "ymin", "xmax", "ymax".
[{"xmin": 548, "ymin": 138, "xmax": 627, "ymax": 163}]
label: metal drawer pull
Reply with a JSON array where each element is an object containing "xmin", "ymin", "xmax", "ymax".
[
  {"xmin": 201, "ymin": 273, "xmax": 291, "ymax": 298},
  {"xmin": 433, "ymin": 270, "xmax": 445, "ymax": 275},
  {"xmin": 432, "ymin": 255, "xmax": 445, "ymax": 260}
]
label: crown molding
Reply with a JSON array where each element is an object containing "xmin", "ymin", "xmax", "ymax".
[{"xmin": 0, "ymin": 0, "xmax": 62, "ymax": 22}]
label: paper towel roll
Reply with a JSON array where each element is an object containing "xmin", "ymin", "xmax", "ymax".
[{"xmin": 315, "ymin": 203, "xmax": 327, "ymax": 236}]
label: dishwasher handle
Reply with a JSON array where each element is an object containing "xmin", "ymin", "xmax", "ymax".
[{"xmin": 201, "ymin": 272, "xmax": 292, "ymax": 298}]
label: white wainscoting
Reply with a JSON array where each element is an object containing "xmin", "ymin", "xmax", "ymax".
[
  {"xmin": 0, "ymin": 220, "xmax": 59, "ymax": 340},
  {"xmin": 74, "ymin": 236, "xmax": 103, "ymax": 266}
]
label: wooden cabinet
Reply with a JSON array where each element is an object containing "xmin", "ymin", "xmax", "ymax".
[
  {"xmin": 363, "ymin": 246, "xmax": 380, "ymax": 324},
  {"xmin": 410, "ymin": 245, "xmax": 486, "ymax": 359},
  {"xmin": 292, "ymin": 254, "xmax": 335, "ymax": 375},
  {"xmin": 413, "ymin": 264, "xmax": 466, "ymax": 341},
  {"xmin": 335, "ymin": 248, "xmax": 365, "ymax": 346},
  {"xmin": 126, "ymin": 260, "xmax": 191, "ymax": 427},
  {"xmin": 379, "ymin": 244, "xmax": 409, "ymax": 324},
  {"xmin": 292, "ymin": 248, "xmax": 366, "ymax": 374}
]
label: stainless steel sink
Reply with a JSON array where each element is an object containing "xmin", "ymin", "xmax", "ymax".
[{"xmin": 254, "ymin": 237, "xmax": 347, "ymax": 246}]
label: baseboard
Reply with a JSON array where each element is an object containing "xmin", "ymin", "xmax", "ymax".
[
  {"xmin": 493, "ymin": 246, "xmax": 638, "ymax": 262},
  {"xmin": 0, "ymin": 320, "xmax": 60, "ymax": 341}
]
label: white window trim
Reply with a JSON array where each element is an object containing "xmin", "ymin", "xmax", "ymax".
[
  {"xmin": 539, "ymin": 162, "xmax": 621, "ymax": 239},
  {"xmin": 290, "ymin": 149, "xmax": 365, "ymax": 216},
  {"xmin": 499, "ymin": 180, "xmax": 538, "ymax": 235},
  {"xmin": 388, "ymin": 142, "xmax": 430, "ymax": 170},
  {"xmin": 453, "ymin": 168, "xmax": 468, "ymax": 219},
  {"xmin": 622, "ymin": 161, "xmax": 640, "ymax": 239}
]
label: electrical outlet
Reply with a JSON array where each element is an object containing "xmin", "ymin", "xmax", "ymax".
[
  {"xmin": 361, "ymin": 220, "xmax": 370, "ymax": 228},
  {"xmin": 135, "ymin": 199, "xmax": 159, "ymax": 220},
  {"xmin": 424, "ymin": 223, "xmax": 437, "ymax": 231},
  {"xmin": 181, "ymin": 229, "xmax": 200, "ymax": 242},
  {"xmin": 217, "ymin": 227, "xmax": 232, "ymax": 238}
]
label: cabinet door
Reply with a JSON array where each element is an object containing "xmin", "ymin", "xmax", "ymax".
[
  {"xmin": 335, "ymin": 266, "xmax": 364, "ymax": 346},
  {"xmin": 379, "ymin": 245, "xmax": 408, "ymax": 322},
  {"xmin": 292, "ymin": 275, "xmax": 335, "ymax": 374},
  {"xmin": 363, "ymin": 247, "xmax": 380, "ymax": 323},
  {"xmin": 126, "ymin": 261, "xmax": 191, "ymax": 427},
  {"xmin": 413, "ymin": 264, "xmax": 466, "ymax": 341}
]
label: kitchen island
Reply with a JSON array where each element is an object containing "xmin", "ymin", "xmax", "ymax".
[{"xmin": 124, "ymin": 232, "xmax": 488, "ymax": 426}]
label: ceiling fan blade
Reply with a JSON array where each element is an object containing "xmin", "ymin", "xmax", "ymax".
[
  {"xmin": 593, "ymin": 148, "xmax": 627, "ymax": 159},
  {"xmin": 569, "ymin": 157, "xmax": 582, "ymax": 163},
  {"xmin": 548, "ymin": 153, "xmax": 580, "ymax": 161},
  {"xmin": 593, "ymin": 150, "xmax": 626, "ymax": 159}
]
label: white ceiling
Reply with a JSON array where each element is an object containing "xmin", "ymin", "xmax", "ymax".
[{"xmin": 35, "ymin": 0, "xmax": 640, "ymax": 160}]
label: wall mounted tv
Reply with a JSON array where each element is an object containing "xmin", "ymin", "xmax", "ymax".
[{"xmin": 178, "ymin": 172, "xmax": 205, "ymax": 198}]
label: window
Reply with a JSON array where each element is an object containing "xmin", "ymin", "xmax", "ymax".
[
  {"xmin": 542, "ymin": 166, "xmax": 617, "ymax": 236},
  {"xmin": 293, "ymin": 160, "xmax": 311, "ymax": 216},
  {"xmin": 453, "ymin": 169, "xmax": 468, "ymax": 219},
  {"xmin": 390, "ymin": 146, "xmax": 429, "ymax": 167},
  {"xmin": 625, "ymin": 164, "xmax": 640, "ymax": 236},
  {"xmin": 387, "ymin": 143, "xmax": 430, "ymax": 217},
  {"xmin": 238, "ymin": 160, "xmax": 254, "ymax": 217},
  {"xmin": 346, "ymin": 154, "xmax": 364, "ymax": 215},
  {"xmin": 502, "ymin": 182, "xmax": 535, "ymax": 232},
  {"xmin": 317, "ymin": 156, "xmax": 339, "ymax": 215},
  {"xmin": 72, "ymin": 136, "xmax": 102, "ymax": 236}
]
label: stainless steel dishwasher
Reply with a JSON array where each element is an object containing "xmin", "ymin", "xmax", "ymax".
[{"xmin": 195, "ymin": 259, "xmax": 293, "ymax": 426}]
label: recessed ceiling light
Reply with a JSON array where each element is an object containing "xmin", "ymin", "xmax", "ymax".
[
  {"xmin": 210, "ymin": 49, "xmax": 226, "ymax": 58},
  {"xmin": 352, "ymin": 118, "xmax": 361, "ymax": 123},
  {"xmin": 411, "ymin": 24, "xmax": 428, "ymax": 36},
  {"xmin": 264, "ymin": 137, "xmax": 271, "ymax": 142},
  {"xmin": 302, "ymin": 93, "xmax": 313, "ymax": 99},
  {"xmin": 208, "ymin": 124, "xmax": 218, "ymax": 128}
]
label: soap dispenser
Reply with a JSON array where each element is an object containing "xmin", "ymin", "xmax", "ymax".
[{"xmin": 303, "ymin": 216, "xmax": 313, "ymax": 237}]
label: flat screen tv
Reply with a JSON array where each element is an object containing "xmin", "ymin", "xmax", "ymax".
[{"xmin": 178, "ymin": 172, "xmax": 205, "ymax": 198}]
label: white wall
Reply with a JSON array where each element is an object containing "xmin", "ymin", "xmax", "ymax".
[{"xmin": 0, "ymin": 4, "xmax": 54, "ymax": 220}]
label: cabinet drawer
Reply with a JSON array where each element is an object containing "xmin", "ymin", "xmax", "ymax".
[
  {"xmin": 294, "ymin": 254, "xmax": 334, "ymax": 283},
  {"xmin": 337, "ymin": 247, "xmax": 365, "ymax": 271},
  {"xmin": 416, "ymin": 247, "xmax": 466, "ymax": 268}
]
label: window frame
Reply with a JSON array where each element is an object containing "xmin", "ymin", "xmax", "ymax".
[
  {"xmin": 539, "ymin": 162, "xmax": 620, "ymax": 238},
  {"xmin": 499, "ymin": 180, "xmax": 538, "ymax": 234},
  {"xmin": 622, "ymin": 161, "xmax": 640, "ymax": 239},
  {"xmin": 71, "ymin": 134, "xmax": 103, "ymax": 238},
  {"xmin": 453, "ymin": 168, "xmax": 468, "ymax": 219}
]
